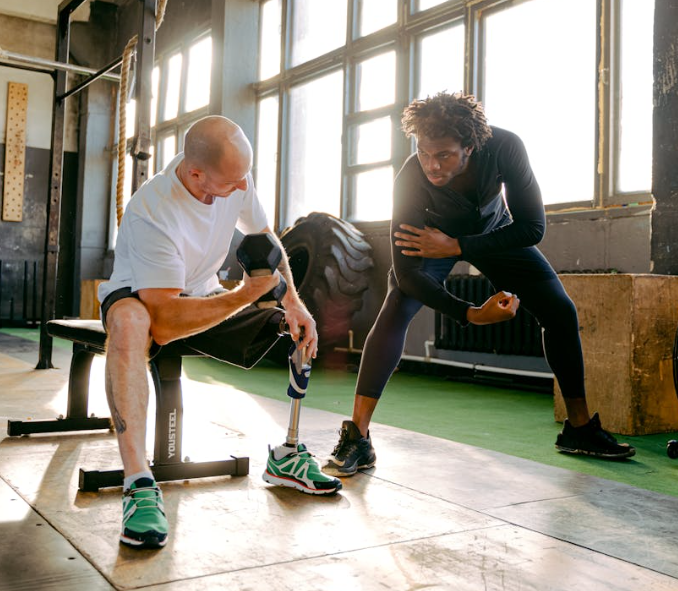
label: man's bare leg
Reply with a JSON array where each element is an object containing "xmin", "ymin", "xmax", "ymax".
[
  {"xmin": 104, "ymin": 298, "xmax": 153, "ymax": 476},
  {"xmin": 105, "ymin": 297, "xmax": 168, "ymax": 549}
]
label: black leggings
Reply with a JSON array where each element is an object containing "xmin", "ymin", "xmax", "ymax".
[{"xmin": 356, "ymin": 245, "xmax": 585, "ymax": 400}]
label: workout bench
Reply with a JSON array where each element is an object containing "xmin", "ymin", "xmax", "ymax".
[{"xmin": 7, "ymin": 319, "xmax": 249, "ymax": 491}]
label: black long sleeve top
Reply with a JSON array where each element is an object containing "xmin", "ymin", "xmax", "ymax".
[{"xmin": 390, "ymin": 126, "xmax": 546, "ymax": 323}]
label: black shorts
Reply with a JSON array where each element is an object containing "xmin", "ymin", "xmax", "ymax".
[
  {"xmin": 100, "ymin": 287, "xmax": 285, "ymax": 369},
  {"xmin": 100, "ymin": 287, "xmax": 140, "ymax": 331}
]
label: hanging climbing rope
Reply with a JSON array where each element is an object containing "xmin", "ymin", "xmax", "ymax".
[{"xmin": 115, "ymin": 0, "xmax": 168, "ymax": 227}]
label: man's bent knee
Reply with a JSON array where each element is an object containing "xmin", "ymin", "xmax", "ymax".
[{"xmin": 106, "ymin": 298, "xmax": 152, "ymax": 351}]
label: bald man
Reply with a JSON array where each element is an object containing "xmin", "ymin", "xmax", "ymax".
[{"xmin": 98, "ymin": 116, "xmax": 340, "ymax": 550}]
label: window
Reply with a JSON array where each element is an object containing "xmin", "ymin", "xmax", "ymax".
[
  {"xmin": 417, "ymin": 24, "xmax": 464, "ymax": 99},
  {"xmin": 185, "ymin": 36, "xmax": 212, "ymax": 112},
  {"xmin": 358, "ymin": 0, "xmax": 397, "ymax": 37},
  {"xmin": 418, "ymin": 0, "xmax": 448, "ymax": 11},
  {"xmin": 113, "ymin": 32, "xmax": 212, "ymax": 243},
  {"xmin": 352, "ymin": 117, "xmax": 392, "ymax": 165},
  {"xmin": 291, "ymin": 0, "xmax": 348, "ymax": 66},
  {"xmin": 617, "ymin": 0, "xmax": 654, "ymax": 193},
  {"xmin": 482, "ymin": 0, "xmax": 596, "ymax": 205},
  {"xmin": 348, "ymin": 50, "xmax": 397, "ymax": 220},
  {"xmin": 259, "ymin": 0, "xmax": 282, "ymax": 80},
  {"xmin": 357, "ymin": 51, "xmax": 396, "ymax": 112},
  {"xmin": 354, "ymin": 166, "xmax": 394, "ymax": 221},
  {"xmin": 162, "ymin": 52, "xmax": 182, "ymax": 122},
  {"xmin": 287, "ymin": 71, "xmax": 344, "ymax": 225},
  {"xmin": 255, "ymin": 95, "xmax": 279, "ymax": 225},
  {"xmin": 255, "ymin": 0, "xmax": 655, "ymax": 228},
  {"xmin": 159, "ymin": 133, "xmax": 177, "ymax": 170}
]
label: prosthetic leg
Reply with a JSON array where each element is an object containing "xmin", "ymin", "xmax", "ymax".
[
  {"xmin": 284, "ymin": 342, "xmax": 310, "ymax": 448},
  {"xmin": 261, "ymin": 340, "xmax": 342, "ymax": 495}
]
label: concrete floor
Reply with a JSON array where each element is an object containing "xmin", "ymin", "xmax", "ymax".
[{"xmin": 1, "ymin": 331, "xmax": 678, "ymax": 591}]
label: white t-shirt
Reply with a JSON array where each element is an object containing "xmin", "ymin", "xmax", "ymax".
[{"xmin": 98, "ymin": 152, "xmax": 269, "ymax": 304}]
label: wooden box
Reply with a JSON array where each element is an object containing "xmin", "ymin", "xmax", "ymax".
[{"xmin": 554, "ymin": 274, "xmax": 678, "ymax": 435}]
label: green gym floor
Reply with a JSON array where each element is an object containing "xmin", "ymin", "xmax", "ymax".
[
  {"xmin": 2, "ymin": 327, "xmax": 678, "ymax": 590},
  {"xmin": 6, "ymin": 326, "xmax": 678, "ymax": 498},
  {"xmin": 181, "ymin": 355, "xmax": 678, "ymax": 500}
]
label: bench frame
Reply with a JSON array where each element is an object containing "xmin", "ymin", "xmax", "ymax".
[{"xmin": 7, "ymin": 320, "xmax": 249, "ymax": 491}]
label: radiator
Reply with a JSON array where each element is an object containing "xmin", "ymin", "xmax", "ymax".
[
  {"xmin": 0, "ymin": 260, "xmax": 40, "ymax": 327},
  {"xmin": 435, "ymin": 274, "xmax": 544, "ymax": 357}
]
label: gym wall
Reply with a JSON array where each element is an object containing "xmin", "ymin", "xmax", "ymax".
[{"xmin": 0, "ymin": 13, "xmax": 80, "ymax": 323}]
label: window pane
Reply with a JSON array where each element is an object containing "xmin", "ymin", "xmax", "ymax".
[
  {"xmin": 259, "ymin": 0, "xmax": 282, "ymax": 80},
  {"xmin": 178, "ymin": 125, "xmax": 189, "ymax": 153},
  {"xmin": 287, "ymin": 71, "xmax": 343, "ymax": 226},
  {"xmin": 352, "ymin": 117, "xmax": 391, "ymax": 165},
  {"xmin": 357, "ymin": 51, "xmax": 396, "ymax": 111},
  {"xmin": 151, "ymin": 66, "xmax": 159, "ymax": 127},
  {"xmin": 111, "ymin": 152, "xmax": 136, "ymax": 247},
  {"xmin": 359, "ymin": 0, "xmax": 397, "ymax": 37},
  {"xmin": 417, "ymin": 24, "xmax": 464, "ymax": 99},
  {"xmin": 418, "ymin": 0, "xmax": 447, "ymax": 11},
  {"xmin": 354, "ymin": 166, "xmax": 393, "ymax": 221},
  {"xmin": 163, "ymin": 53, "xmax": 182, "ymax": 121},
  {"xmin": 291, "ymin": 0, "xmax": 348, "ymax": 66},
  {"xmin": 256, "ymin": 96, "xmax": 279, "ymax": 226},
  {"xmin": 148, "ymin": 146, "xmax": 155, "ymax": 177},
  {"xmin": 161, "ymin": 134, "xmax": 177, "ymax": 169},
  {"xmin": 185, "ymin": 36, "xmax": 212, "ymax": 112},
  {"xmin": 125, "ymin": 99, "xmax": 136, "ymax": 139},
  {"xmin": 618, "ymin": 0, "xmax": 654, "ymax": 193},
  {"xmin": 123, "ymin": 152, "xmax": 133, "ymax": 209},
  {"xmin": 483, "ymin": 0, "xmax": 596, "ymax": 205}
]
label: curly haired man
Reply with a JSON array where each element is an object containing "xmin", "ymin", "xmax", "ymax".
[{"xmin": 324, "ymin": 92, "xmax": 635, "ymax": 476}]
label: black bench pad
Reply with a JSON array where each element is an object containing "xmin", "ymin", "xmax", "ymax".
[{"xmin": 47, "ymin": 319, "xmax": 107, "ymax": 349}]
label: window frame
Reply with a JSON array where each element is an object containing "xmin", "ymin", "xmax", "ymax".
[
  {"xmin": 152, "ymin": 29, "xmax": 213, "ymax": 175},
  {"xmin": 254, "ymin": 0, "xmax": 653, "ymax": 229},
  {"xmin": 109, "ymin": 27, "xmax": 212, "ymax": 247}
]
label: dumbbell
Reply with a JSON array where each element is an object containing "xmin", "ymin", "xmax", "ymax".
[{"xmin": 236, "ymin": 233, "xmax": 287, "ymax": 308}]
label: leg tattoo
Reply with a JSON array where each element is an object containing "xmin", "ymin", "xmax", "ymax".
[
  {"xmin": 105, "ymin": 372, "xmax": 128, "ymax": 434},
  {"xmin": 111, "ymin": 407, "xmax": 127, "ymax": 434}
]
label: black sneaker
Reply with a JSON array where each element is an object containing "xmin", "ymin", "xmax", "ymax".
[
  {"xmin": 323, "ymin": 420, "xmax": 377, "ymax": 477},
  {"xmin": 555, "ymin": 412, "xmax": 636, "ymax": 459}
]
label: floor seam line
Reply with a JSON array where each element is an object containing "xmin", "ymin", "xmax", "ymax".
[{"xmin": 126, "ymin": 524, "xmax": 512, "ymax": 590}]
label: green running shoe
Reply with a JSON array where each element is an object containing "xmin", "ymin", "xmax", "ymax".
[
  {"xmin": 262, "ymin": 443, "xmax": 342, "ymax": 495},
  {"xmin": 120, "ymin": 477, "xmax": 169, "ymax": 549}
]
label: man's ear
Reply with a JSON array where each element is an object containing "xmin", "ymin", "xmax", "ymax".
[
  {"xmin": 187, "ymin": 167, "xmax": 205, "ymax": 181},
  {"xmin": 464, "ymin": 145, "xmax": 475, "ymax": 156}
]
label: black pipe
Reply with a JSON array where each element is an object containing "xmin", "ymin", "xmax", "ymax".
[{"xmin": 57, "ymin": 54, "xmax": 125, "ymax": 101}]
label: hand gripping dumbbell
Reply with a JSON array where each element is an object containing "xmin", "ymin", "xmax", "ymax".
[{"xmin": 236, "ymin": 233, "xmax": 287, "ymax": 308}]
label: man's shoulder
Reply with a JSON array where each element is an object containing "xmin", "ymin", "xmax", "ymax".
[
  {"xmin": 128, "ymin": 172, "xmax": 175, "ymax": 211},
  {"xmin": 486, "ymin": 126, "xmax": 524, "ymax": 150},
  {"xmin": 395, "ymin": 153, "xmax": 424, "ymax": 184}
]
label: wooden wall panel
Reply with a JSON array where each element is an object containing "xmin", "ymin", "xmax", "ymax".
[{"xmin": 3, "ymin": 81, "xmax": 28, "ymax": 222}]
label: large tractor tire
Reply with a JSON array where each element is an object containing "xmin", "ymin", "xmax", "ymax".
[{"xmin": 278, "ymin": 212, "xmax": 374, "ymax": 357}]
